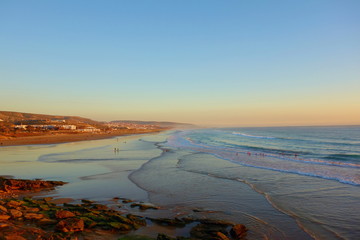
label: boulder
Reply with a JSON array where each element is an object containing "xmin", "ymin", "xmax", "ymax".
[
  {"xmin": 81, "ymin": 199, "xmax": 94, "ymax": 204},
  {"xmin": 24, "ymin": 213, "xmax": 45, "ymax": 220},
  {"xmin": 23, "ymin": 207, "xmax": 40, "ymax": 213},
  {"xmin": 9, "ymin": 209, "xmax": 22, "ymax": 218},
  {"xmin": 216, "ymin": 232, "xmax": 230, "ymax": 240},
  {"xmin": 6, "ymin": 200, "xmax": 22, "ymax": 208},
  {"xmin": 0, "ymin": 205, "xmax": 8, "ymax": 213},
  {"xmin": 230, "ymin": 224, "xmax": 247, "ymax": 240},
  {"xmin": 0, "ymin": 222, "xmax": 10, "ymax": 228},
  {"xmin": 4, "ymin": 234, "xmax": 27, "ymax": 240},
  {"xmin": 56, "ymin": 218, "xmax": 84, "ymax": 232},
  {"xmin": 190, "ymin": 223, "xmax": 228, "ymax": 239},
  {"xmin": 0, "ymin": 214, "xmax": 10, "ymax": 220},
  {"xmin": 55, "ymin": 210, "xmax": 76, "ymax": 219},
  {"xmin": 37, "ymin": 218, "xmax": 58, "ymax": 226},
  {"xmin": 108, "ymin": 222, "xmax": 132, "ymax": 231}
]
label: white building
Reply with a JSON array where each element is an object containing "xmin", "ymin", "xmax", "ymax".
[
  {"xmin": 60, "ymin": 125, "xmax": 77, "ymax": 130},
  {"xmin": 77, "ymin": 127, "xmax": 100, "ymax": 132},
  {"xmin": 14, "ymin": 124, "xmax": 28, "ymax": 129}
]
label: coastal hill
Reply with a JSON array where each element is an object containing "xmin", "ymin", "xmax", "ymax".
[
  {"xmin": 0, "ymin": 111, "xmax": 103, "ymax": 127},
  {"xmin": 0, "ymin": 111, "xmax": 194, "ymax": 131}
]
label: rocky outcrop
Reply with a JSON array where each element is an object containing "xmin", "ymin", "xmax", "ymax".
[
  {"xmin": 0, "ymin": 197, "xmax": 147, "ymax": 239},
  {"xmin": 1, "ymin": 192, "xmax": 248, "ymax": 240},
  {"xmin": 56, "ymin": 218, "xmax": 84, "ymax": 232},
  {"xmin": 0, "ymin": 177, "xmax": 66, "ymax": 196}
]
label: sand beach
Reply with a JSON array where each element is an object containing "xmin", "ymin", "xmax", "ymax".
[{"xmin": 0, "ymin": 129, "xmax": 163, "ymax": 147}]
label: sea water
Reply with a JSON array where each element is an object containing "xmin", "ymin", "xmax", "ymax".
[{"xmin": 151, "ymin": 126, "xmax": 359, "ymax": 239}]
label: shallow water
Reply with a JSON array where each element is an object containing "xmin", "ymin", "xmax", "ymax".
[
  {"xmin": 1, "ymin": 128, "xmax": 358, "ymax": 239},
  {"xmin": 0, "ymin": 134, "xmax": 162, "ymax": 201}
]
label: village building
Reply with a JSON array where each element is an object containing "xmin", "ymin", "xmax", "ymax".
[
  {"xmin": 14, "ymin": 124, "xmax": 28, "ymax": 130},
  {"xmin": 59, "ymin": 125, "xmax": 76, "ymax": 130},
  {"xmin": 31, "ymin": 125, "xmax": 56, "ymax": 130},
  {"xmin": 76, "ymin": 127, "xmax": 100, "ymax": 132},
  {"xmin": 51, "ymin": 119, "xmax": 66, "ymax": 123}
]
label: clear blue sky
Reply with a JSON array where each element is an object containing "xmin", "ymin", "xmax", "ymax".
[{"xmin": 1, "ymin": 1, "xmax": 359, "ymax": 126}]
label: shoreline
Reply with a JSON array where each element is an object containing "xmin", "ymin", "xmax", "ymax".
[{"xmin": 0, "ymin": 129, "xmax": 164, "ymax": 147}]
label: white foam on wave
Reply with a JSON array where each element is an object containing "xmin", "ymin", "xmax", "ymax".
[
  {"xmin": 232, "ymin": 132, "xmax": 276, "ymax": 139},
  {"xmin": 167, "ymin": 133, "xmax": 360, "ymax": 186}
]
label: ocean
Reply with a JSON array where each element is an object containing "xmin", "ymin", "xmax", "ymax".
[
  {"xmin": 1, "ymin": 126, "xmax": 359, "ymax": 239},
  {"xmin": 159, "ymin": 126, "xmax": 360, "ymax": 239}
]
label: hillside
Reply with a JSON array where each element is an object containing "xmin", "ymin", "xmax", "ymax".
[
  {"xmin": 0, "ymin": 111, "xmax": 105, "ymax": 127},
  {"xmin": 0, "ymin": 111, "xmax": 194, "ymax": 129}
]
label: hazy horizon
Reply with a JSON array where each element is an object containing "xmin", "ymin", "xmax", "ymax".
[{"xmin": 1, "ymin": 1, "xmax": 359, "ymax": 127}]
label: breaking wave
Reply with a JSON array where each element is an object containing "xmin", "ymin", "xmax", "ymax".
[
  {"xmin": 167, "ymin": 132, "xmax": 360, "ymax": 186},
  {"xmin": 232, "ymin": 132, "xmax": 277, "ymax": 139}
]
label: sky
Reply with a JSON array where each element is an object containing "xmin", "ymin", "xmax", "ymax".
[{"xmin": 1, "ymin": 0, "xmax": 359, "ymax": 127}]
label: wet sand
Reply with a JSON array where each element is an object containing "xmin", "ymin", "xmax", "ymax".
[{"xmin": 0, "ymin": 129, "xmax": 163, "ymax": 146}]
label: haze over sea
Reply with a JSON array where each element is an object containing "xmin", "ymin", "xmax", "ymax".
[{"xmin": 1, "ymin": 126, "xmax": 359, "ymax": 239}]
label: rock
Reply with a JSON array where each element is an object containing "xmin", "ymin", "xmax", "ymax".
[
  {"xmin": 24, "ymin": 213, "xmax": 45, "ymax": 220},
  {"xmin": 198, "ymin": 219, "xmax": 233, "ymax": 226},
  {"xmin": 9, "ymin": 209, "xmax": 22, "ymax": 218},
  {"xmin": 130, "ymin": 203, "xmax": 160, "ymax": 210},
  {"xmin": 0, "ymin": 178, "xmax": 66, "ymax": 192},
  {"xmin": 55, "ymin": 210, "xmax": 76, "ymax": 219},
  {"xmin": 190, "ymin": 223, "xmax": 228, "ymax": 240},
  {"xmin": 149, "ymin": 218, "xmax": 186, "ymax": 227},
  {"xmin": 4, "ymin": 235, "xmax": 27, "ymax": 240},
  {"xmin": 56, "ymin": 218, "xmax": 84, "ymax": 232},
  {"xmin": 81, "ymin": 199, "xmax": 94, "ymax": 204},
  {"xmin": 78, "ymin": 216, "xmax": 96, "ymax": 228},
  {"xmin": 0, "ymin": 214, "xmax": 11, "ymax": 220},
  {"xmin": 38, "ymin": 204, "xmax": 50, "ymax": 211},
  {"xmin": 37, "ymin": 218, "xmax": 58, "ymax": 226},
  {"xmin": 216, "ymin": 232, "xmax": 230, "ymax": 240},
  {"xmin": 108, "ymin": 222, "xmax": 132, "ymax": 231},
  {"xmin": 127, "ymin": 214, "xmax": 146, "ymax": 228},
  {"xmin": 157, "ymin": 233, "xmax": 174, "ymax": 240},
  {"xmin": 91, "ymin": 204, "xmax": 108, "ymax": 210},
  {"xmin": 43, "ymin": 197, "xmax": 53, "ymax": 202},
  {"xmin": 6, "ymin": 200, "xmax": 22, "ymax": 208},
  {"xmin": 24, "ymin": 207, "xmax": 40, "ymax": 213},
  {"xmin": 0, "ymin": 222, "xmax": 10, "ymax": 228},
  {"xmin": 230, "ymin": 224, "xmax": 247, "ymax": 240},
  {"xmin": 0, "ymin": 205, "xmax": 8, "ymax": 213}
]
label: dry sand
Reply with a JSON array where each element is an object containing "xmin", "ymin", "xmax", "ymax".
[{"xmin": 0, "ymin": 129, "xmax": 164, "ymax": 146}]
